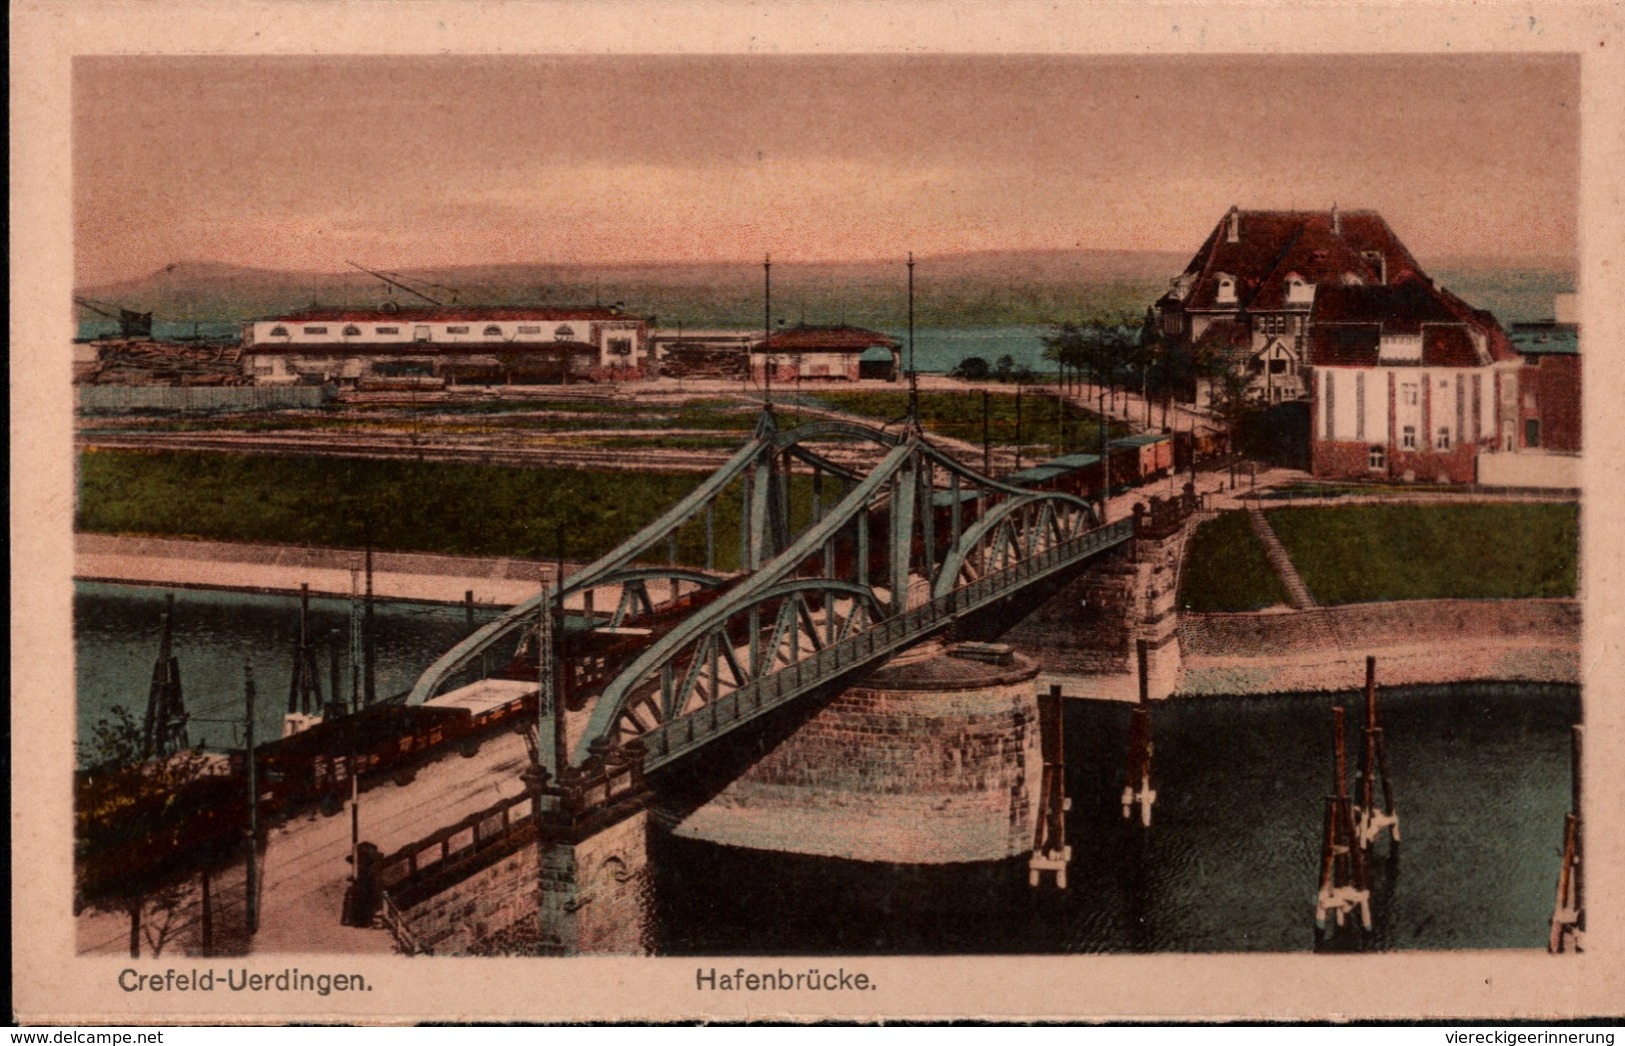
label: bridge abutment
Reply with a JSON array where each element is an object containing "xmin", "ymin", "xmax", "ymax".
[
  {"xmin": 534, "ymin": 805, "xmax": 656, "ymax": 956},
  {"xmin": 668, "ymin": 642, "xmax": 1044, "ymax": 864},
  {"xmin": 1005, "ymin": 493, "xmax": 1196, "ymax": 702}
]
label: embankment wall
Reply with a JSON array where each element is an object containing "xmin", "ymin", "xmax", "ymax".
[{"xmin": 1177, "ymin": 598, "xmax": 1579, "ymax": 695}]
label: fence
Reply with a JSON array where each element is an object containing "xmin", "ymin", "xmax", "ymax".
[{"xmin": 76, "ymin": 384, "xmax": 334, "ymax": 414}]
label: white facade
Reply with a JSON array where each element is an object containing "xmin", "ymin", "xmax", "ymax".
[
  {"xmin": 1317, "ymin": 364, "xmax": 1515, "ymax": 449},
  {"xmin": 243, "ymin": 313, "xmax": 649, "ymax": 370}
]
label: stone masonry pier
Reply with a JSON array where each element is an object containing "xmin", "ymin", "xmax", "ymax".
[{"xmin": 669, "ymin": 641, "xmax": 1044, "ymax": 864}]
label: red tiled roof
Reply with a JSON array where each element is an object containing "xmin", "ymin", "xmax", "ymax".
[
  {"xmin": 1308, "ymin": 323, "xmax": 1490, "ymax": 368},
  {"xmin": 1177, "ymin": 209, "xmax": 1427, "ymax": 312},
  {"xmin": 1429, "ymin": 284, "xmax": 1520, "ymax": 363},
  {"xmin": 1422, "ymin": 327, "xmax": 1481, "ymax": 367},
  {"xmin": 756, "ymin": 325, "xmax": 900, "ymax": 353},
  {"xmin": 1308, "ymin": 325, "xmax": 1381, "ymax": 367},
  {"xmin": 261, "ymin": 306, "xmax": 638, "ymax": 324},
  {"xmin": 1310, "ymin": 280, "xmax": 1460, "ymax": 330}
]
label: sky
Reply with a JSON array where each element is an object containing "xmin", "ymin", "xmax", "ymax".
[{"xmin": 73, "ymin": 53, "xmax": 1579, "ymax": 286}]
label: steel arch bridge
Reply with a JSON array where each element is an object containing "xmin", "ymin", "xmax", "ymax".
[{"xmin": 406, "ymin": 407, "xmax": 1135, "ymax": 776}]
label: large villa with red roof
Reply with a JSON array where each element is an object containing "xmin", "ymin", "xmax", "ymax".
[{"xmin": 1152, "ymin": 206, "xmax": 1526, "ymax": 484}]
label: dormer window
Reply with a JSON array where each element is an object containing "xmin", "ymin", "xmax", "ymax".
[
  {"xmin": 554, "ymin": 324, "xmax": 576, "ymax": 342},
  {"xmin": 483, "ymin": 324, "xmax": 503, "ymax": 337},
  {"xmin": 1361, "ymin": 250, "xmax": 1388, "ymax": 284},
  {"xmin": 1215, "ymin": 274, "xmax": 1237, "ymax": 304},
  {"xmin": 342, "ymin": 325, "xmax": 362, "ymax": 337},
  {"xmin": 1285, "ymin": 275, "xmax": 1315, "ymax": 305}
]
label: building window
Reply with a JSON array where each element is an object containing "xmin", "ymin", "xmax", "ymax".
[
  {"xmin": 1401, "ymin": 383, "xmax": 1419, "ymax": 407},
  {"xmin": 303, "ymin": 326, "xmax": 328, "ymax": 335},
  {"xmin": 1525, "ymin": 419, "xmax": 1541, "ymax": 448},
  {"xmin": 1437, "ymin": 427, "xmax": 1451, "ymax": 449},
  {"xmin": 270, "ymin": 326, "xmax": 289, "ymax": 337},
  {"xmin": 446, "ymin": 326, "xmax": 469, "ymax": 334},
  {"xmin": 1215, "ymin": 275, "xmax": 1236, "ymax": 303},
  {"xmin": 607, "ymin": 337, "xmax": 632, "ymax": 357},
  {"xmin": 376, "ymin": 326, "xmax": 399, "ymax": 335},
  {"xmin": 483, "ymin": 324, "xmax": 503, "ymax": 337},
  {"xmin": 555, "ymin": 324, "xmax": 576, "ymax": 342},
  {"xmin": 1162, "ymin": 312, "xmax": 1181, "ymax": 334},
  {"xmin": 1368, "ymin": 445, "xmax": 1385, "ymax": 470},
  {"xmin": 1269, "ymin": 358, "xmax": 1288, "ymax": 374},
  {"xmin": 342, "ymin": 325, "xmax": 362, "ymax": 337},
  {"xmin": 517, "ymin": 325, "xmax": 542, "ymax": 334},
  {"xmin": 1402, "ymin": 425, "xmax": 1417, "ymax": 450}
]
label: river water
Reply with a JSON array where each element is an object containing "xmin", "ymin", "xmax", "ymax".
[{"xmin": 76, "ymin": 581, "xmax": 1576, "ymax": 953}]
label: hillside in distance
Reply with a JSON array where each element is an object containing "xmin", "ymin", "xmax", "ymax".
[{"xmin": 76, "ymin": 249, "xmax": 1576, "ymax": 333}]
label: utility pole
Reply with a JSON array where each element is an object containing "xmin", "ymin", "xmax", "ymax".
[
  {"xmin": 763, "ymin": 254, "xmax": 773, "ymax": 407},
  {"xmin": 349, "ymin": 561, "xmax": 364, "ymax": 714},
  {"xmin": 363, "ymin": 544, "xmax": 376, "ymax": 706},
  {"xmin": 906, "ymin": 252, "xmax": 919, "ymax": 433},
  {"xmin": 981, "ymin": 389, "xmax": 992, "ymax": 475},
  {"xmin": 1056, "ymin": 353, "xmax": 1066, "ymax": 457},
  {"xmin": 1014, "ymin": 386, "xmax": 1023, "ymax": 472},
  {"xmin": 244, "ymin": 662, "xmax": 259, "ymax": 937},
  {"xmin": 1098, "ymin": 372, "xmax": 1110, "ymax": 524}
]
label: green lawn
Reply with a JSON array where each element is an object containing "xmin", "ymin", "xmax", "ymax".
[
  {"xmin": 77, "ymin": 449, "xmax": 817, "ymax": 570},
  {"xmin": 1179, "ymin": 510, "xmax": 1293, "ymax": 612},
  {"xmin": 1265, "ymin": 503, "xmax": 1578, "ymax": 604},
  {"xmin": 810, "ymin": 388, "xmax": 1129, "ymax": 453}
]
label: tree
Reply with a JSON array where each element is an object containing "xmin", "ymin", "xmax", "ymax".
[
  {"xmin": 950, "ymin": 356, "xmax": 991, "ymax": 381},
  {"xmin": 1042, "ymin": 318, "xmax": 1138, "ymax": 407},
  {"xmin": 1208, "ymin": 366, "xmax": 1265, "ymax": 480},
  {"xmin": 994, "ymin": 355, "xmax": 1016, "ymax": 382},
  {"xmin": 76, "ymin": 705, "xmax": 238, "ymax": 957}
]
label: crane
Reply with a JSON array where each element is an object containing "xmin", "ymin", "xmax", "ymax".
[
  {"xmin": 74, "ymin": 297, "xmax": 153, "ymax": 339},
  {"xmin": 346, "ymin": 261, "xmax": 460, "ymax": 310}
]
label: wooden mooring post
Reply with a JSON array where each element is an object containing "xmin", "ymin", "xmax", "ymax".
[
  {"xmin": 1120, "ymin": 639, "xmax": 1157, "ymax": 827},
  {"xmin": 1029, "ymin": 684, "xmax": 1072, "ymax": 888},
  {"xmin": 286, "ymin": 582, "xmax": 323, "ymax": 723},
  {"xmin": 1315, "ymin": 705, "xmax": 1371, "ymax": 933},
  {"xmin": 1356, "ymin": 656, "xmax": 1400, "ymax": 850},
  {"xmin": 1549, "ymin": 723, "xmax": 1583, "ymax": 953}
]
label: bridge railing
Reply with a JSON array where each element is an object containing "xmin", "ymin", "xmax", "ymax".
[
  {"xmin": 375, "ymin": 789, "xmax": 538, "ymax": 911},
  {"xmin": 640, "ymin": 516, "xmax": 1136, "ymax": 768}
]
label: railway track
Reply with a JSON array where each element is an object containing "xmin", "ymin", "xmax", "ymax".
[{"xmin": 76, "ymin": 430, "xmax": 737, "ymax": 473}]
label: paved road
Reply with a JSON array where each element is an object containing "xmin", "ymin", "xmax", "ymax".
[{"xmin": 75, "ymin": 730, "xmax": 534, "ymax": 957}]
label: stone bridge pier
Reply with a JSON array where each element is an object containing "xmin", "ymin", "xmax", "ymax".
[
  {"xmin": 665, "ymin": 640, "xmax": 1045, "ymax": 864},
  {"xmin": 997, "ymin": 489, "xmax": 1200, "ymax": 703}
]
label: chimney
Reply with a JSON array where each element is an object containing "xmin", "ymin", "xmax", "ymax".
[
  {"xmin": 1226, "ymin": 206, "xmax": 1240, "ymax": 244},
  {"xmin": 1330, "ymin": 203, "xmax": 1341, "ymax": 236}
]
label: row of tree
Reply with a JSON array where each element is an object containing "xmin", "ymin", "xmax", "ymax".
[{"xmin": 950, "ymin": 313, "xmax": 1266, "ymax": 454}]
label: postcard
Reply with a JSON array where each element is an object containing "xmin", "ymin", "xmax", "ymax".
[{"xmin": 12, "ymin": 0, "xmax": 1625, "ymax": 1024}]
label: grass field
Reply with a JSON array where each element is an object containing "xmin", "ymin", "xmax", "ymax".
[
  {"xmin": 810, "ymin": 388, "xmax": 1130, "ymax": 454},
  {"xmin": 1178, "ymin": 510, "xmax": 1293, "ymax": 612},
  {"xmin": 1265, "ymin": 503, "xmax": 1578, "ymax": 604},
  {"xmin": 77, "ymin": 448, "xmax": 819, "ymax": 569}
]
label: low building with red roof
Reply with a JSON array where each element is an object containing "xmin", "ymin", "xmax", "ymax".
[
  {"xmin": 750, "ymin": 324, "xmax": 901, "ymax": 383},
  {"xmin": 1153, "ymin": 206, "xmax": 1526, "ymax": 483},
  {"xmin": 241, "ymin": 304, "xmax": 653, "ymax": 387}
]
